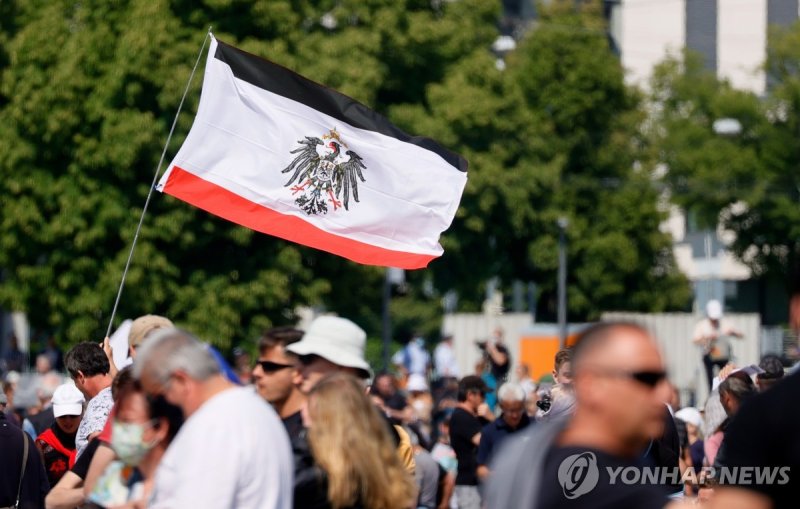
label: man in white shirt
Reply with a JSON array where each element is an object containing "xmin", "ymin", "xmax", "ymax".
[
  {"xmin": 693, "ymin": 300, "xmax": 743, "ymax": 390},
  {"xmin": 134, "ymin": 329, "xmax": 292, "ymax": 509},
  {"xmin": 392, "ymin": 334, "xmax": 431, "ymax": 380},
  {"xmin": 64, "ymin": 342, "xmax": 114, "ymax": 459},
  {"xmin": 434, "ymin": 334, "xmax": 460, "ymax": 380}
]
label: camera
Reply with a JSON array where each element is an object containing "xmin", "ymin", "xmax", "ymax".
[
  {"xmin": 475, "ymin": 340, "xmax": 488, "ymax": 350},
  {"xmin": 536, "ymin": 394, "xmax": 552, "ymax": 412}
]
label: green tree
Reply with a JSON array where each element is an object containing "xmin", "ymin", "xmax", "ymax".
[
  {"xmin": 392, "ymin": 0, "xmax": 691, "ymax": 319},
  {"xmin": 0, "ymin": 0, "xmax": 690, "ymax": 355},
  {"xmin": 0, "ymin": 0, "xmax": 497, "ymax": 349},
  {"xmin": 650, "ymin": 22, "xmax": 800, "ymax": 329}
]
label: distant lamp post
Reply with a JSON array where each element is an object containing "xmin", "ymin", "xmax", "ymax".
[
  {"xmin": 697, "ymin": 118, "xmax": 742, "ymax": 309},
  {"xmin": 712, "ymin": 118, "xmax": 743, "ymax": 137},
  {"xmin": 557, "ymin": 217, "xmax": 569, "ymax": 348}
]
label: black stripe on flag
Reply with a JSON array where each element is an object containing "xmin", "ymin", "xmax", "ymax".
[{"xmin": 213, "ymin": 39, "xmax": 468, "ymax": 173}]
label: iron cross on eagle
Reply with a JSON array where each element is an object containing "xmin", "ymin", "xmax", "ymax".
[{"xmin": 282, "ymin": 129, "xmax": 367, "ymax": 216}]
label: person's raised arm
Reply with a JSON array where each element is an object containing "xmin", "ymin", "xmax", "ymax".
[
  {"xmin": 100, "ymin": 337, "xmax": 119, "ymax": 378},
  {"xmin": 485, "ymin": 342, "xmax": 508, "ymax": 366},
  {"xmin": 83, "ymin": 442, "xmax": 117, "ymax": 497}
]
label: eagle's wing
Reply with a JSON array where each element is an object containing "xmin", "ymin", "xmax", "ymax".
[
  {"xmin": 282, "ymin": 137, "xmax": 322, "ymax": 186},
  {"xmin": 335, "ymin": 150, "xmax": 367, "ymax": 210}
]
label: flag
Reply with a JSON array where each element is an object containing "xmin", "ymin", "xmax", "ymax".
[{"xmin": 157, "ymin": 35, "xmax": 468, "ymax": 269}]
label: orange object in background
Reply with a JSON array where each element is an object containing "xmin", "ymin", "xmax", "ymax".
[{"xmin": 517, "ymin": 324, "xmax": 590, "ymax": 382}]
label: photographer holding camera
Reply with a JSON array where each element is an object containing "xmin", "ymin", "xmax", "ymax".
[
  {"xmin": 535, "ymin": 348, "xmax": 575, "ymax": 422},
  {"xmin": 477, "ymin": 327, "xmax": 511, "ymax": 384}
]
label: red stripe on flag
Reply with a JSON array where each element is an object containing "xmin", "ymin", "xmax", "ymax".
[{"xmin": 162, "ymin": 166, "xmax": 437, "ymax": 269}]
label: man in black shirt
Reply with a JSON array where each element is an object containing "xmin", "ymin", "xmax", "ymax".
[
  {"xmin": 487, "ymin": 322, "xmax": 676, "ymax": 509},
  {"xmin": 450, "ymin": 375, "xmax": 493, "ymax": 509},
  {"xmin": 251, "ymin": 326, "xmax": 306, "ymax": 440},
  {"xmin": 484, "ymin": 327, "xmax": 511, "ymax": 383},
  {"xmin": 477, "ymin": 382, "xmax": 531, "ymax": 481},
  {"xmin": 707, "ymin": 371, "xmax": 800, "ymax": 509}
]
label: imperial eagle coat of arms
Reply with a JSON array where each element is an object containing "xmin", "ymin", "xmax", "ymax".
[{"xmin": 281, "ymin": 129, "xmax": 367, "ymax": 215}]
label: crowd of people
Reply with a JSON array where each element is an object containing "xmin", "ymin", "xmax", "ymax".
[{"xmin": 0, "ymin": 314, "xmax": 797, "ymax": 509}]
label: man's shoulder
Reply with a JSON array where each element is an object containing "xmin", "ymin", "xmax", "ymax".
[
  {"xmin": 451, "ymin": 407, "xmax": 475, "ymax": 423},
  {"xmin": 87, "ymin": 386, "xmax": 113, "ymax": 410},
  {"xmin": 202, "ymin": 387, "xmax": 273, "ymax": 417},
  {"xmin": 415, "ymin": 449, "xmax": 439, "ymax": 474},
  {"xmin": 693, "ymin": 319, "xmax": 711, "ymax": 333},
  {"xmin": 731, "ymin": 373, "xmax": 800, "ymax": 430},
  {"xmin": 725, "ymin": 372, "xmax": 800, "ymax": 453},
  {"xmin": 481, "ymin": 418, "xmax": 504, "ymax": 436}
]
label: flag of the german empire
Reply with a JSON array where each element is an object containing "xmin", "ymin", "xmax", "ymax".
[{"xmin": 158, "ymin": 36, "xmax": 468, "ymax": 269}]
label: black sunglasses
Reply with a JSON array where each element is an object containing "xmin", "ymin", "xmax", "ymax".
[
  {"xmin": 628, "ymin": 370, "xmax": 668, "ymax": 388},
  {"xmin": 258, "ymin": 360, "xmax": 295, "ymax": 373},
  {"xmin": 593, "ymin": 369, "xmax": 668, "ymax": 388}
]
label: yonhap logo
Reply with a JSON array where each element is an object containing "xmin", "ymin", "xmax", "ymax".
[{"xmin": 557, "ymin": 452, "xmax": 599, "ymax": 499}]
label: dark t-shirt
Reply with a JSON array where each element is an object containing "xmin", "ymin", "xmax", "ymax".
[
  {"xmin": 450, "ymin": 407, "xmax": 482, "ymax": 486},
  {"xmin": 718, "ymin": 371, "xmax": 800, "ymax": 508},
  {"xmin": 382, "ymin": 392, "xmax": 408, "ymax": 411},
  {"xmin": 0, "ymin": 414, "xmax": 49, "ymax": 509},
  {"xmin": 282, "ymin": 410, "xmax": 305, "ymax": 443},
  {"xmin": 477, "ymin": 413, "xmax": 531, "ymax": 467},
  {"xmin": 689, "ymin": 440, "xmax": 704, "ymax": 469},
  {"xmin": 489, "ymin": 344, "xmax": 510, "ymax": 381},
  {"xmin": 537, "ymin": 446, "xmax": 669, "ymax": 509},
  {"xmin": 71, "ymin": 438, "xmax": 101, "ymax": 480},
  {"xmin": 380, "ymin": 392, "xmax": 408, "ymax": 425}
]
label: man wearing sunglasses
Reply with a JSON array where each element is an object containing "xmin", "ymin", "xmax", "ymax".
[
  {"xmin": 487, "ymin": 322, "xmax": 677, "ymax": 509},
  {"xmin": 252, "ymin": 327, "xmax": 306, "ymax": 440}
]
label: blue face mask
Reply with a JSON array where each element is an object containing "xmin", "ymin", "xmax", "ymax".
[
  {"xmin": 415, "ymin": 338, "xmax": 425, "ymax": 348},
  {"xmin": 111, "ymin": 421, "xmax": 159, "ymax": 466}
]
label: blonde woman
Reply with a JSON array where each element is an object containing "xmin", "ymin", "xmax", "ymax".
[{"xmin": 304, "ymin": 373, "xmax": 417, "ymax": 509}]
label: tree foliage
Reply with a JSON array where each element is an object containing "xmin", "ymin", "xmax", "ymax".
[
  {"xmin": 393, "ymin": 1, "xmax": 691, "ymax": 319},
  {"xmin": 650, "ymin": 22, "xmax": 800, "ymax": 322},
  {"xmin": 0, "ymin": 0, "xmax": 690, "ymax": 351}
]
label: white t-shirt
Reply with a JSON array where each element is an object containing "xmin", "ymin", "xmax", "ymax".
[
  {"xmin": 76, "ymin": 386, "xmax": 113, "ymax": 460},
  {"xmin": 392, "ymin": 341, "xmax": 430, "ymax": 376},
  {"xmin": 434, "ymin": 342, "xmax": 459, "ymax": 378},
  {"xmin": 693, "ymin": 318, "xmax": 738, "ymax": 360},
  {"xmin": 150, "ymin": 386, "xmax": 293, "ymax": 509}
]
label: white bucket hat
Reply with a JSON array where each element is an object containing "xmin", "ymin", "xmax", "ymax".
[
  {"xmin": 52, "ymin": 383, "xmax": 85, "ymax": 418},
  {"xmin": 287, "ymin": 316, "xmax": 371, "ymax": 377}
]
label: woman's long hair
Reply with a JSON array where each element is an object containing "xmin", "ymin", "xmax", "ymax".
[{"xmin": 307, "ymin": 373, "xmax": 416, "ymax": 509}]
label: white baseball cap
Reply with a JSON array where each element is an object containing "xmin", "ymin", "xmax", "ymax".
[
  {"xmin": 52, "ymin": 383, "xmax": 85, "ymax": 418},
  {"xmin": 706, "ymin": 300, "xmax": 723, "ymax": 320}
]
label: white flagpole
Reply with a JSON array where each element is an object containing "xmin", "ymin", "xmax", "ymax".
[{"xmin": 105, "ymin": 27, "xmax": 213, "ymax": 337}]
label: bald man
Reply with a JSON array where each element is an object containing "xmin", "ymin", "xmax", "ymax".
[{"xmin": 487, "ymin": 322, "xmax": 677, "ymax": 509}]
